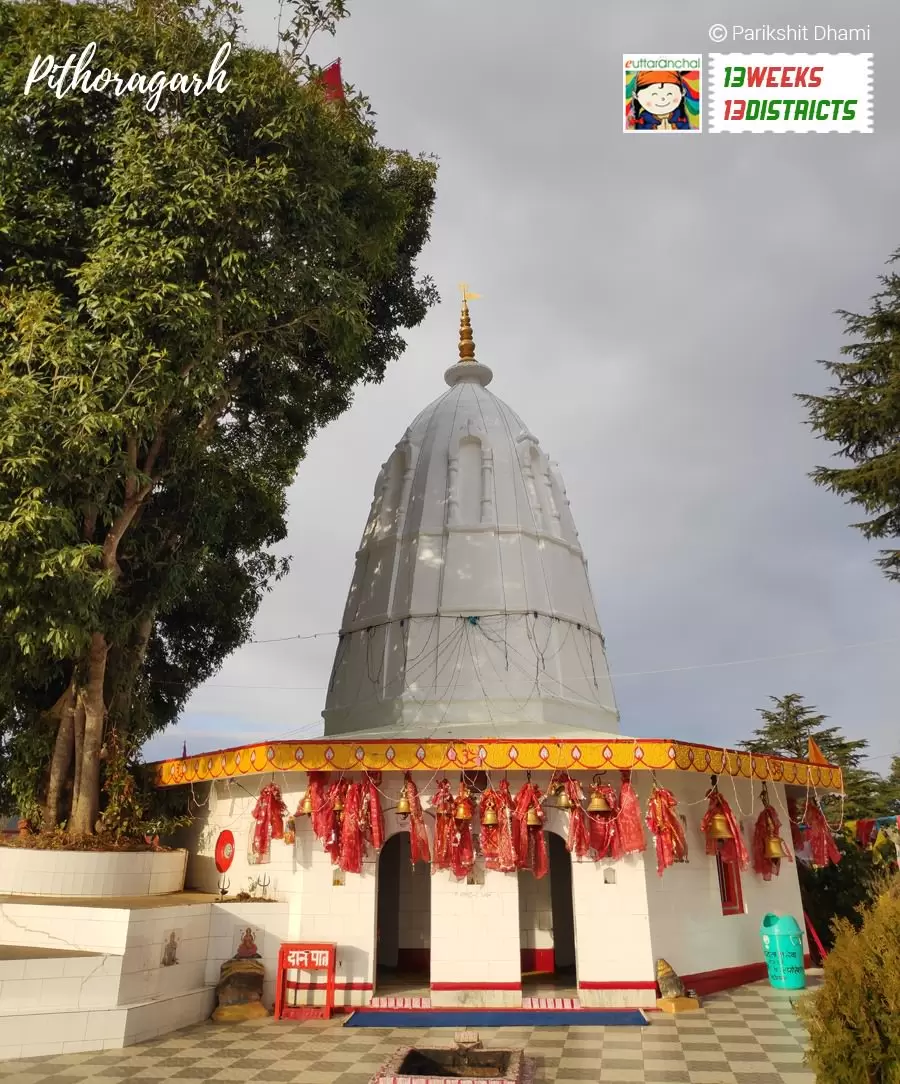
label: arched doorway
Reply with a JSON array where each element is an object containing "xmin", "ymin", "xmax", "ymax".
[
  {"xmin": 376, "ymin": 832, "xmax": 431, "ymax": 994},
  {"xmin": 518, "ymin": 832, "xmax": 577, "ymax": 995}
]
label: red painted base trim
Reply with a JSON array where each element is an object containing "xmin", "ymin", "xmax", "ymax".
[
  {"xmin": 396, "ymin": 948, "xmax": 430, "ymax": 972},
  {"xmin": 680, "ymin": 955, "xmax": 811, "ymax": 998},
  {"xmin": 521, "ymin": 948, "xmax": 555, "ymax": 973},
  {"xmin": 431, "ymin": 982, "xmax": 522, "ymax": 991},
  {"xmin": 286, "ymin": 980, "xmax": 373, "ymax": 991},
  {"xmin": 578, "ymin": 981, "xmax": 656, "ymax": 990}
]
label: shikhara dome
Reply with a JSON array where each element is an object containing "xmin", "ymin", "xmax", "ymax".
[{"xmin": 322, "ymin": 300, "xmax": 620, "ymax": 740}]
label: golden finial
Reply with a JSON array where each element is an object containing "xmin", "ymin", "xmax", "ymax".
[{"xmin": 458, "ymin": 282, "xmax": 481, "ymax": 362}]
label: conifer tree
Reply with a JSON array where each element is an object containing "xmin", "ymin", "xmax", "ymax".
[
  {"xmin": 740, "ymin": 694, "xmax": 882, "ymax": 819},
  {"xmin": 797, "ymin": 255, "xmax": 900, "ymax": 582}
]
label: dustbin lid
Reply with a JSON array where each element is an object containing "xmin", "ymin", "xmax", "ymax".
[{"xmin": 761, "ymin": 913, "xmax": 802, "ymax": 935}]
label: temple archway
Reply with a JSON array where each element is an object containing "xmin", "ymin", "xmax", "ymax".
[
  {"xmin": 518, "ymin": 831, "xmax": 577, "ymax": 997},
  {"xmin": 375, "ymin": 831, "xmax": 431, "ymax": 993}
]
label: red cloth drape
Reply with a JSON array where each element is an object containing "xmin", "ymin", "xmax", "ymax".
[
  {"xmin": 450, "ymin": 783, "xmax": 475, "ymax": 880},
  {"xmin": 700, "ymin": 789, "xmax": 749, "ymax": 869},
  {"xmin": 806, "ymin": 802, "xmax": 841, "ymax": 867},
  {"xmin": 405, "ymin": 774, "xmax": 431, "ymax": 865},
  {"xmin": 250, "ymin": 784, "xmax": 287, "ymax": 864},
  {"xmin": 513, "ymin": 781, "xmax": 548, "ymax": 878},
  {"xmin": 338, "ymin": 782, "xmax": 364, "ymax": 874},
  {"xmin": 617, "ymin": 771, "xmax": 647, "ymax": 855},
  {"xmin": 587, "ymin": 782, "xmax": 621, "ymax": 860},
  {"xmin": 752, "ymin": 806, "xmax": 793, "ymax": 880},
  {"xmin": 302, "ymin": 772, "xmax": 331, "ymax": 843},
  {"xmin": 431, "ymin": 779, "xmax": 455, "ymax": 871},
  {"xmin": 362, "ymin": 774, "xmax": 385, "ymax": 853},
  {"xmin": 563, "ymin": 777, "xmax": 590, "ymax": 859},
  {"xmin": 646, "ymin": 786, "xmax": 687, "ymax": 876},
  {"xmin": 323, "ymin": 778, "xmax": 347, "ymax": 864},
  {"xmin": 479, "ymin": 788, "xmax": 502, "ymax": 863},
  {"xmin": 495, "ymin": 780, "xmax": 517, "ymax": 872}
]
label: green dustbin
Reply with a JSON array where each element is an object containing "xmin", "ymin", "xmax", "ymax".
[{"xmin": 760, "ymin": 913, "xmax": 806, "ymax": 990}]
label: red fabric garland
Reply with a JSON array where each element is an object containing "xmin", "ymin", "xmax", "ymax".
[
  {"xmin": 588, "ymin": 782, "xmax": 621, "ymax": 860},
  {"xmin": 700, "ymin": 789, "xmax": 749, "ymax": 869},
  {"xmin": 494, "ymin": 780, "xmax": 518, "ymax": 872},
  {"xmin": 405, "ymin": 774, "xmax": 431, "ymax": 865},
  {"xmin": 617, "ymin": 771, "xmax": 647, "ymax": 855},
  {"xmin": 513, "ymin": 781, "xmax": 548, "ymax": 878},
  {"xmin": 805, "ymin": 802, "xmax": 841, "ymax": 868},
  {"xmin": 646, "ymin": 786, "xmax": 687, "ymax": 876},
  {"xmin": 250, "ymin": 784, "xmax": 287, "ymax": 865},
  {"xmin": 563, "ymin": 777, "xmax": 591, "ymax": 859},
  {"xmin": 752, "ymin": 806, "xmax": 793, "ymax": 880}
]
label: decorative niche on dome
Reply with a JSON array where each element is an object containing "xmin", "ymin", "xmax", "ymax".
[
  {"xmin": 447, "ymin": 417, "xmax": 495, "ymax": 528},
  {"xmin": 374, "ymin": 439, "xmax": 417, "ymax": 539},
  {"xmin": 516, "ymin": 433, "xmax": 562, "ymax": 539}
]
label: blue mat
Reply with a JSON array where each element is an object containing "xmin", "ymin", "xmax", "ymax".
[{"xmin": 345, "ymin": 1009, "xmax": 647, "ymax": 1027}]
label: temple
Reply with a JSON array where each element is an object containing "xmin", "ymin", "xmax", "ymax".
[{"xmin": 149, "ymin": 293, "xmax": 841, "ymax": 1013}]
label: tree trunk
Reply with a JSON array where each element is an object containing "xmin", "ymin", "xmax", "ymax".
[
  {"xmin": 108, "ymin": 612, "xmax": 155, "ymax": 735},
  {"xmin": 42, "ymin": 685, "xmax": 77, "ymax": 830},
  {"xmin": 69, "ymin": 633, "xmax": 110, "ymax": 836},
  {"xmin": 71, "ymin": 695, "xmax": 86, "ymax": 817}
]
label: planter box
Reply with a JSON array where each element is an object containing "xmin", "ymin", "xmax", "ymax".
[{"xmin": 0, "ymin": 848, "xmax": 188, "ymax": 898}]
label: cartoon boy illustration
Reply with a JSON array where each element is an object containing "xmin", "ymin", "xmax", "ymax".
[{"xmin": 630, "ymin": 70, "xmax": 692, "ymax": 130}]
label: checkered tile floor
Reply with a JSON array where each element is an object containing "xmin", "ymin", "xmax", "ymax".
[{"xmin": 0, "ymin": 975, "xmax": 820, "ymax": 1084}]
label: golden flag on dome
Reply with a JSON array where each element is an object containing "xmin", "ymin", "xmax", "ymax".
[{"xmin": 459, "ymin": 282, "xmax": 481, "ymax": 302}]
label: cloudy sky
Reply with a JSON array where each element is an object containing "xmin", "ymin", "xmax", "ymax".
[{"xmin": 144, "ymin": 0, "xmax": 899, "ymax": 780}]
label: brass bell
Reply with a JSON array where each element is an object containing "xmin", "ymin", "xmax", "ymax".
[
  {"xmin": 556, "ymin": 789, "xmax": 573, "ymax": 810},
  {"xmin": 708, "ymin": 812, "xmax": 732, "ymax": 840},
  {"xmin": 765, "ymin": 836, "xmax": 786, "ymax": 860},
  {"xmin": 455, "ymin": 801, "xmax": 472, "ymax": 821},
  {"xmin": 300, "ymin": 793, "xmax": 314, "ymax": 816},
  {"xmin": 333, "ymin": 795, "xmax": 344, "ymax": 813},
  {"xmin": 588, "ymin": 791, "xmax": 611, "ymax": 814},
  {"xmin": 526, "ymin": 807, "xmax": 541, "ymax": 828},
  {"xmin": 482, "ymin": 806, "xmax": 498, "ymax": 827},
  {"xmin": 396, "ymin": 793, "xmax": 411, "ymax": 817}
]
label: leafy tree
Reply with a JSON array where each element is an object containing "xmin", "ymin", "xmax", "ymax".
[
  {"xmin": 740, "ymin": 693, "xmax": 882, "ymax": 818},
  {"xmin": 797, "ymin": 254, "xmax": 900, "ymax": 582},
  {"xmin": 0, "ymin": 0, "xmax": 438, "ymax": 834}
]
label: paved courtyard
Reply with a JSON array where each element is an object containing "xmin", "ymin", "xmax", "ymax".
[{"xmin": 0, "ymin": 976, "xmax": 820, "ymax": 1084}]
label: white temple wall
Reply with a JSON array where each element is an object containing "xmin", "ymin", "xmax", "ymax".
[
  {"xmin": 429, "ymin": 862, "xmax": 520, "ymax": 1008},
  {"xmin": 640, "ymin": 772, "xmax": 806, "ymax": 986}
]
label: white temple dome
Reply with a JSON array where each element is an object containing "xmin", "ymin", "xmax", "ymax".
[{"xmin": 322, "ymin": 301, "xmax": 620, "ymax": 740}]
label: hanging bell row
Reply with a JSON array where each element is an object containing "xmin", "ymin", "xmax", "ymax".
[
  {"xmin": 482, "ymin": 806, "xmax": 498, "ymax": 826},
  {"xmin": 526, "ymin": 807, "xmax": 541, "ymax": 828},
  {"xmin": 299, "ymin": 793, "xmax": 314, "ymax": 816},
  {"xmin": 396, "ymin": 791, "xmax": 411, "ymax": 817}
]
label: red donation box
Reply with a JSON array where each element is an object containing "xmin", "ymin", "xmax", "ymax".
[{"xmin": 274, "ymin": 942, "xmax": 337, "ymax": 1020}]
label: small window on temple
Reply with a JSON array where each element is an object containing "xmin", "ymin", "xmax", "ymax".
[
  {"xmin": 603, "ymin": 868, "xmax": 616, "ymax": 885},
  {"xmin": 716, "ymin": 852, "xmax": 744, "ymax": 915}
]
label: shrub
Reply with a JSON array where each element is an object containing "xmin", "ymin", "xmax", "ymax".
[{"xmin": 797, "ymin": 875, "xmax": 900, "ymax": 1083}]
